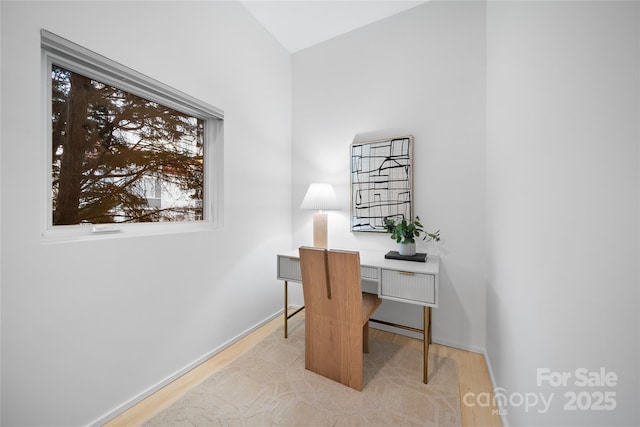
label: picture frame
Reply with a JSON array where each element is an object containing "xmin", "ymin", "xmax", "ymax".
[{"xmin": 350, "ymin": 135, "xmax": 413, "ymax": 232}]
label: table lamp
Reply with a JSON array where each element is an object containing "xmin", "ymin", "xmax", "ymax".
[{"xmin": 300, "ymin": 183, "xmax": 338, "ymax": 248}]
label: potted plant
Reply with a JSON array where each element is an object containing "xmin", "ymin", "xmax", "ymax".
[{"xmin": 383, "ymin": 216, "xmax": 440, "ymax": 256}]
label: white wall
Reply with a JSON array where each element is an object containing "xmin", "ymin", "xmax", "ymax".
[
  {"xmin": 0, "ymin": 1, "xmax": 291, "ymax": 425},
  {"xmin": 0, "ymin": 1, "xmax": 3, "ymax": 422},
  {"xmin": 292, "ymin": 1, "xmax": 487, "ymax": 352},
  {"xmin": 486, "ymin": 1, "xmax": 639, "ymax": 426}
]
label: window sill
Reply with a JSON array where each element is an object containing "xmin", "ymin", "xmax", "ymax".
[{"xmin": 40, "ymin": 221, "xmax": 217, "ymax": 244}]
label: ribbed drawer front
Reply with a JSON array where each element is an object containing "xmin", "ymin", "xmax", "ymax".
[
  {"xmin": 278, "ymin": 256, "xmax": 302, "ymax": 282},
  {"xmin": 360, "ymin": 266, "xmax": 378, "ymax": 280},
  {"xmin": 380, "ymin": 269, "xmax": 435, "ymax": 304}
]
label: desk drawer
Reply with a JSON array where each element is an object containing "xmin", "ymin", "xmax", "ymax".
[
  {"xmin": 360, "ymin": 266, "xmax": 379, "ymax": 280},
  {"xmin": 278, "ymin": 255, "xmax": 379, "ymax": 283},
  {"xmin": 380, "ymin": 269, "xmax": 435, "ymax": 305},
  {"xmin": 278, "ymin": 256, "xmax": 302, "ymax": 282}
]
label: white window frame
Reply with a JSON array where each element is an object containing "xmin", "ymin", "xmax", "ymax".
[{"xmin": 41, "ymin": 30, "xmax": 224, "ymax": 243}]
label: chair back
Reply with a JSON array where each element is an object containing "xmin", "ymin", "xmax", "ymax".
[
  {"xmin": 298, "ymin": 246, "xmax": 366, "ymax": 390},
  {"xmin": 327, "ymin": 249, "xmax": 363, "ymax": 323},
  {"xmin": 298, "ymin": 247, "xmax": 362, "ymax": 322}
]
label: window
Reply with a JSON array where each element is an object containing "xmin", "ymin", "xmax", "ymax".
[{"xmin": 42, "ymin": 30, "xmax": 223, "ymax": 239}]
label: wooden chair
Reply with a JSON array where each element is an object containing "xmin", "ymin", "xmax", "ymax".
[{"xmin": 298, "ymin": 246, "xmax": 382, "ymax": 391}]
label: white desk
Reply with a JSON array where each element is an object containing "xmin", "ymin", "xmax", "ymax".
[{"xmin": 277, "ymin": 249, "xmax": 439, "ymax": 384}]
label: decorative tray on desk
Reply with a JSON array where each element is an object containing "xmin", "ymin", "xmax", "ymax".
[{"xmin": 384, "ymin": 251, "xmax": 427, "ymax": 263}]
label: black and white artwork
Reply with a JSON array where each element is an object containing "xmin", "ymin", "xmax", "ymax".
[{"xmin": 351, "ymin": 136, "xmax": 413, "ymax": 232}]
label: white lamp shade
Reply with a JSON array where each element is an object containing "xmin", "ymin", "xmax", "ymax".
[{"xmin": 300, "ymin": 183, "xmax": 338, "ymax": 210}]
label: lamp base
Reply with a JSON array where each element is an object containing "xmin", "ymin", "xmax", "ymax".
[{"xmin": 313, "ymin": 212, "xmax": 328, "ymax": 248}]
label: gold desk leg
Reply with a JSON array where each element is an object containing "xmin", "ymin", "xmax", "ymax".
[
  {"xmin": 429, "ymin": 306, "xmax": 432, "ymax": 344},
  {"xmin": 284, "ymin": 280, "xmax": 288, "ymax": 339},
  {"xmin": 424, "ymin": 306, "xmax": 431, "ymax": 384}
]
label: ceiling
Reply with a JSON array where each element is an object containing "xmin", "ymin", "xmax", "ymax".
[{"xmin": 240, "ymin": 1, "xmax": 429, "ymax": 53}]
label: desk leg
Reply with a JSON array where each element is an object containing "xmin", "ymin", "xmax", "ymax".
[
  {"xmin": 424, "ymin": 306, "xmax": 431, "ymax": 384},
  {"xmin": 429, "ymin": 307, "xmax": 432, "ymax": 344},
  {"xmin": 284, "ymin": 281, "xmax": 289, "ymax": 338}
]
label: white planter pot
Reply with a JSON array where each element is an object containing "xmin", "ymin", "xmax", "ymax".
[{"xmin": 398, "ymin": 242, "xmax": 416, "ymax": 256}]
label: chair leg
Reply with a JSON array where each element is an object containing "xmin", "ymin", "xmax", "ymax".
[{"xmin": 363, "ymin": 322, "xmax": 369, "ymax": 353}]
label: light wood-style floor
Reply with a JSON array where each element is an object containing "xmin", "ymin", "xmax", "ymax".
[{"xmin": 105, "ymin": 311, "xmax": 502, "ymax": 427}]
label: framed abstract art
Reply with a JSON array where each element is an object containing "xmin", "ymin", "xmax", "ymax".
[{"xmin": 350, "ymin": 135, "xmax": 413, "ymax": 232}]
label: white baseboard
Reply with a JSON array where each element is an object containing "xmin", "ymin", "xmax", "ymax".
[
  {"xmin": 89, "ymin": 310, "xmax": 284, "ymax": 427},
  {"xmin": 484, "ymin": 351, "xmax": 510, "ymax": 427},
  {"xmin": 433, "ymin": 336, "xmax": 486, "ymax": 355}
]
